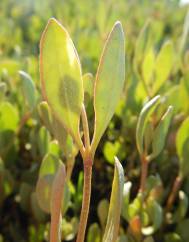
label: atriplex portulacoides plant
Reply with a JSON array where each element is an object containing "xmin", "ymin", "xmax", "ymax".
[{"xmin": 38, "ymin": 18, "xmax": 125, "ymax": 242}]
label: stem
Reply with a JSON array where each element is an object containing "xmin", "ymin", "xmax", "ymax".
[
  {"xmin": 166, "ymin": 175, "xmax": 183, "ymax": 211},
  {"xmin": 81, "ymin": 104, "xmax": 90, "ymax": 150},
  {"xmin": 139, "ymin": 154, "xmax": 148, "ymax": 195},
  {"xmin": 76, "ymin": 163, "xmax": 92, "ymax": 242},
  {"xmin": 66, "ymin": 157, "xmax": 75, "ymax": 181}
]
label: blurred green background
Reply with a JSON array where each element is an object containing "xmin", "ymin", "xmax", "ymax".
[{"xmin": 1, "ymin": 0, "xmax": 189, "ymax": 242}]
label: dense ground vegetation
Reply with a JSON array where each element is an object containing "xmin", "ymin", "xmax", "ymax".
[{"xmin": 1, "ymin": 0, "xmax": 189, "ymax": 241}]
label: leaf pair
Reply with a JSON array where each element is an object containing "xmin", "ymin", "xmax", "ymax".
[
  {"xmin": 40, "ymin": 18, "xmax": 125, "ymax": 155},
  {"xmin": 136, "ymin": 95, "xmax": 173, "ymax": 159}
]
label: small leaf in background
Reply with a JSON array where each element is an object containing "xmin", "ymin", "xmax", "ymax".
[
  {"xmin": 102, "ymin": 157, "xmax": 124, "ymax": 242},
  {"xmin": 61, "ymin": 217, "xmax": 79, "ymax": 241},
  {"xmin": 0, "ymin": 102, "xmax": 19, "ymax": 131},
  {"xmin": 176, "ymin": 117, "xmax": 189, "ymax": 177},
  {"xmin": 134, "ymin": 20, "xmax": 153, "ymax": 72},
  {"xmin": 179, "ymin": 77, "xmax": 189, "ymax": 113},
  {"xmin": 165, "ymin": 233, "xmax": 182, "ymax": 242},
  {"xmin": 40, "ymin": 18, "xmax": 84, "ymax": 144},
  {"xmin": 142, "ymin": 48, "xmax": 155, "ymax": 85},
  {"xmin": 83, "ymin": 72, "xmax": 93, "ymax": 105},
  {"xmin": 87, "ymin": 223, "xmax": 101, "ymax": 242},
  {"xmin": 36, "ymin": 154, "xmax": 61, "ymax": 213},
  {"xmin": 19, "ymin": 70, "xmax": 36, "ymax": 110},
  {"xmin": 176, "ymin": 219, "xmax": 189, "ymax": 242},
  {"xmin": 103, "ymin": 141, "xmax": 121, "ymax": 164},
  {"xmin": 0, "ymin": 82, "xmax": 7, "ymax": 102},
  {"xmin": 142, "ymin": 199, "xmax": 163, "ymax": 236},
  {"xmin": 97, "ymin": 199, "xmax": 109, "ymax": 230},
  {"xmin": 143, "ymin": 236, "xmax": 155, "ymax": 242},
  {"xmin": 172, "ymin": 190, "xmax": 188, "ymax": 223},
  {"xmin": 38, "ymin": 101, "xmax": 53, "ymax": 133},
  {"xmin": 128, "ymin": 194, "xmax": 142, "ymax": 221},
  {"xmin": 152, "ymin": 41, "xmax": 174, "ymax": 95},
  {"xmin": 30, "ymin": 192, "xmax": 46, "ymax": 222},
  {"xmin": 121, "ymin": 181, "xmax": 132, "ymax": 221},
  {"xmin": 37, "ymin": 126, "xmax": 50, "ymax": 157},
  {"xmin": 50, "ymin": 163, "xmax": 66, "ymax": 242},
  {"xmin": 136, "ymin": 95, "xmax": 160, "ymax": 155},
  {"xmin": 151, "ymin": 106, "xmax": 173, "ymax": 158},
  {"xmin": 92, "ymin": 21, "xmax": 125, "ymax": 153}
]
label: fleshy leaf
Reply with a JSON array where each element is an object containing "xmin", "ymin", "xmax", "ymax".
[
  {"xmin": 19, "ymin": 70, "xmax": 36, "ymax": 110},
  {"xmin": 92, "ymin": 21, "xmax": 125, "ymax": 153},
  {"xmin": 102, "ymin": 157, "xmax": 124, "ymax": 242},
  {"xmin": 151, "ymin": 106, "xmax": 173, "ymax": 158},
  {"xmin": 136, "ymin": 95, "xmax": 160, "ymax": 155},
  {"xmin": 40, "ymin": 18, "xmax": 84, "ymax": 146},
  {"xmin": 87, "ymin": 223, "xmax": 101, "ymax": 242}
]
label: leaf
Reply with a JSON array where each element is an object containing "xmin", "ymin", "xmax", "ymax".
[
  {"xmin": 50, "ymin": 163, "xmax": 66, "ymax": 242},
  {"xmin": 97, "ymin": 199, "xmax": 109, "ymax": 229},
  {"xmin": 38, "ymin": 101, "xmax": 53, "ymax": 133},
  {"xmin": 36, "ymin": 154, "xmax": 61, "ymax": 213},
  {"xmin": 0, "ymin": 82, "xmax": 7, "ymax": 102},
  {"xmin": 87, "ymin": 223, "xmax": 101, "ymax": 242},
  {"xmin": 0, "ymin": 102, "xmax": 19, "ymax": 131},
  {"xmin": 151, "ymin": 106, "xmax": 173, "ymax": 158},
  {"xmin": 142, "ymin": 199, "xmax": 163, "ymax": 235},
  {"xmin": 92, "ymin": 21, "xmax": 125, "ymax": 153},
  {"xmin": 176, "ymin": 117, "xmax": 189, "ymax": 177},
  {"xmin": 19, "ymin": 70, "xmax": 36, "ymax": 110},
  {"xmin": 152, "ymin": 41, "xmax": 174, "ymax": 94},
  {"xmin": 136, "ymin": 95, "xmax": 160, "ymax": 155},
  {"xmin": 172, "ymin": 191, "xmax": 188, "ymax": 222},
  {"xmin": 83, "ymin": 72, "xmax": 93, "ymax": 104},
  {"xmin": 142, "ymin": 48, "xmax": 155, "ymax": 85},
  {"xmin": 121, "ymin": 181, "xmax": 132, "ymax": 221},
  {"xmin": 40, "ymin": 18, "xmax": 84, "ymax": 145},
  {"xmin": 102, "ymin": 157, "xmax": 124, "ymax": 242},
  {"xmin": 103, "ymin": 141, "xmax": 121, "ymax": 164}
]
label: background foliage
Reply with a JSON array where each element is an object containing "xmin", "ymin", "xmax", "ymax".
[{"xmin": 1, "ymin": 0, "xmax": 189, "ymax": 241}]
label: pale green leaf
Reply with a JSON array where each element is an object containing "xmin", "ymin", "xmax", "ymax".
[
  {"xmin": 102, "ymin": 157, "xmax": 124, "ymax": 242},
  {"xmin": 153, "ymin": 41, "xmax": 174, "ymax": 94},
  {"xmin": 40, "ymin": 18, "xmax": 83, "ymax": 145},
  {"xmin": 19, "ymin": 70, "xmax": 36, "ymax": 110},
  {"xmin": 87, "ymin": 223, "xmax": 101, "ymax": 242},
  {"xmin": 92, "ymin": 21, "xmax": 125, "ymax": 153},
  {"xmin": 142, "ymin": 48, "xmax": 155, "ymax": 85},
  {"xmin": 151, "ymin": 106, "xmax": 173, "ymax": 158},
  {"xmin": 136, "ymin": 95, "xmax": 160, "ymax": 155}
]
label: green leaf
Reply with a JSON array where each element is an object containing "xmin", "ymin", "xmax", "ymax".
[
  {"xmin": 92, "ymin": 21, "xmax": 125, "ymax": 153},
  {"xmin": 19, "ymin": 70, "xmax": 36, "ymax": 110},
  {"xmin": 176, "ymin": 117, "xmax": 189, "ymax": 177},
  {"xmin": 152, "ymin": 41, "xmax": 174, "ymax": 94},
  {"xmin": 0, "ymin": 82, "xmax": 7, "ymax": 102},
  {"xmin": 0, "ymin": 102, "xmax": 19, "ymax": 131},
  {"xmin": 103, "ymin": 141, "xmax": 121, "ymax": 164},
  {"xmin": 142, "ymin": 48, "xmax": 155, "ymax": 85},
  {"xmin": 36, "ymin": 154, "xmax": 61, "ymax": 213},
  {"xmin": 136, "ymin": 95, "xmax": 160, "ymax": 155},
  {"xmin": 165, "ymin": 233, "xmax": 182, "ymax": 242},
  {"xmin": 121, "ymin": 181, "xmax": 132, "ymax": 221},
  {"xmin": 50, "ymin": 163, "xmax": 66, "ymax": 242},
  {"xmin": 142, "ymin": 199, "xmax": 163, "ymax": 235},
  {"xmin": 172, "ymin": 191, "xmax": 188, "ymax": 222},
  {"xmin": 176, "ymin": 219, "xmax": 189, "ymax": 242},
  {"xmin": 83, "ymin": 72, "xmax": 93, "ymax": 104},
  {"xmin": 38, "ymin": 101, "xmax": 53, "ymax": 133},
  {"xmin": 97, "ymin": 199, "xmax": 109, "ymax": 230},
  {"xmin": 87, "ymin": 223, "xmax": 101, "ymax": 242},
  {"xmin": 151, "ymin": 106, "xmax": 173, "ymax": 158},
  {"xmin": 102, "ymin": 157, "xmax": 124, "ymax": 242},
  {"xmin": 40, "ymin": 18, "xmax": 84, "ymax": 145}
]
